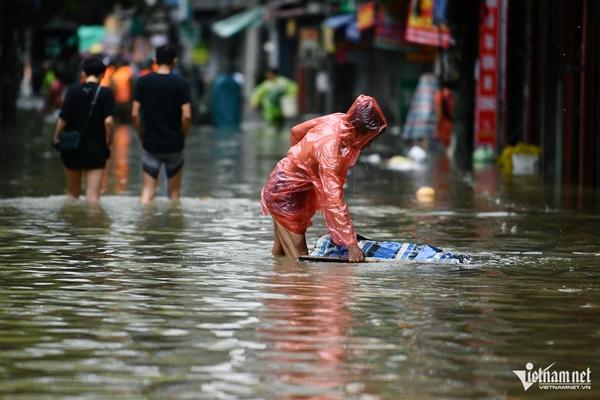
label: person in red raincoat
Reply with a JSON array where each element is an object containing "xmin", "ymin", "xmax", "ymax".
[{"xmin": 261, "ymin": 94, "xmax": 388, "ymax": 262}]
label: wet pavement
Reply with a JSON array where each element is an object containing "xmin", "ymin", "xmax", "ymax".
[{"xmin": 0, "ymin": 116, "xmax": 599, "ymax": 399}]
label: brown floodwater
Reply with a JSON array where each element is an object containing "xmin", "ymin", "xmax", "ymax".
[{"xmin": 0, "ymin": 119, "xmax": 599, "ymax": 399}]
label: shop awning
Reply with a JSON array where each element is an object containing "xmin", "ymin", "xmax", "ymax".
[
  {"xmin": 322, "ymin": 14, "xmax": 355, "ymax": 29},
  {"xmin": 211, "ymin": 7, "xmax": 266, "ymax": 38},
  {"xmin": 345, "ymin": 21, "xmax": 360, "ymax": 42},
  {"xmin": 77, "ymin": 26, "xmax": 106, "ymax": 54}
]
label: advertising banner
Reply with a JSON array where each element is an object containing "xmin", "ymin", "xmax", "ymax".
[
  {"xmin": 357, "ymin": 2, "xmax": 376, "ymax": 31},
  {"xmin": 404, "ymin": 0, "xmax": 451, "ymax": 47}
]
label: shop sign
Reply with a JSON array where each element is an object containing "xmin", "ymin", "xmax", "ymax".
[
  {"xmin": 322, "ymin": 27, "xmax": 335, "ymax": 53},
  {"xmin": 475, "ymin": 0, "xmax": 500, "ymax": 148},
  {"xmin": 286, "ymin": 19, "xmax": 297, "ymax": 37},
  {"xmin": 299, "ymin": 28, "xmax": 320, "ymax": 61},
  {"xmin": 357, "ymin": 2, "xmax": 376, "ymax": 30},
  {"xmin": 405, "ymin": 0, "xmax": 451, "ymax": 47}
]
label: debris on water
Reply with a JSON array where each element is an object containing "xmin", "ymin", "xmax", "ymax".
[
  {"xmin": 416, "ymin": 186, "xmax": 435, "ymax": 204},
  {"xmin": 558, "ymin": 286, "xmax": 582, "ymax": 293},
  {"xmin": 362, "ymin": 153, "xmax": 382, "ymax": 165},
  {"xmin": 499, "ymin": 222, "xmax": 517, "ymax": 234},
  {"xmin": 571, "ymin": 251, "xmax": 600, "ymax": 256},
  {"xmin": 386, "ymin": 155, "xmax": 420, "ymax": 171},
  {"xmin": 407, "ymin": 145, "xmax": 427, "ymax": 162}
]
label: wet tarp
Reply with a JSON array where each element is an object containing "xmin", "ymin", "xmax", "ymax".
[{"xmin": 310, "ymin": 234, "xmax": 471, "ymax": 264}]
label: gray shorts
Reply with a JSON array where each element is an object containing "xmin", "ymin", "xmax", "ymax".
[{"xmin": 142, "ymin": 150, "xmax": 184, "ymax": 179}]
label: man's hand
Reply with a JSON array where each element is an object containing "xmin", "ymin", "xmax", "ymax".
[
  {"xmin": 348, "ymin": 243, "xmax": 365, "ymax": 263},
  {"xmin": 52, "ymin": 118, "xmax": 66, "ymax": 151},
  {"xmin": 104, "ymin": 116, "xmax": 114, "ymax": 146},
  {"xmin": 51, "ymin": 137, "xmax": 60, "ymax": 151}
]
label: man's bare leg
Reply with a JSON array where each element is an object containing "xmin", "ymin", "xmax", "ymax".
[
  {"xmin": 140, "ymin": 172, "xmax": 157, "ymax": 204},
  {"xmin": 84, "ymin": 168, "xmax": 104, "ymax": 202},
  {"xmin": 167, "ymin": 167, "xmax": 183, "ymax": 200},
  {"xmin": 64, "ymin": 168, "xmax": 82, "ymax": 199},
  {"xmin": 274, "ymin": 220, "xmax": 308, "ymax": 258},
  {"xmin": 272, "ymin": 221, "xmax": 284, "ymax": 256}
]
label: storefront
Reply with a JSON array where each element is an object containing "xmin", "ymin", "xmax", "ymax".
[{"xmin": 505, "ymin": 0, "xmax": 600, "ymax": 206}]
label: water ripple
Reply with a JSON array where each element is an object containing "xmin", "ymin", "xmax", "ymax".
[{"xmin": 0, "ymin": 194, "xmax": 599, "ymax": 399}]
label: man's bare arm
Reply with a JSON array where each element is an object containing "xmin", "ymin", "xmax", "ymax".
[
  {"xmin": 181, "ymin": 102, "xmax": 192, "ymax": 139},
  {"xmin": 104, "ymin": 115, "xmax": 114, "ymax": 146},
  {"xmin": 131, "ymin": 101, "xmax": 143, "ymax": 142}
]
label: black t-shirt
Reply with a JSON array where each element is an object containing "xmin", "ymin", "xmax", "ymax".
[
  {"xmin": 133, "ymin": 72, "xmax": 191, "ymax": 153},
  {"xmin": 59, "ymin": 82, "xmax": 114, "ymax": 168}
]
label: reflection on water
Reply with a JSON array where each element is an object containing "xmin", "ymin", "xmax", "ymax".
[
  {"xmin": 259, "ymin": 260, "xmax": 355, "ymax": 399},
  {"xmin": 0, "ymin": 122, "xmax": 599, "ymax": 398},
  {"xmin": 105, "ymin": 125, "xmax": 132, "ymax": 194}
]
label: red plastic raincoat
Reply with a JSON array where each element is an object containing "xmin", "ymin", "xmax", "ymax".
[{"xmin": 261, "ymin": 95, "xmax": 388, "ymax": 246}]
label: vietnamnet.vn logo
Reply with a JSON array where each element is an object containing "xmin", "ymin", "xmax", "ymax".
[{"xmin": 513, "ymin": 362, "xmax": 592, "ymax": 391}]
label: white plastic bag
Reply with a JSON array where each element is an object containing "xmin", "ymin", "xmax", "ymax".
[
  {"xmin": 280, "ymin": 94, "xmax": 298, "ymax": 118},
  {"xmin": 511, "ymin": 153, "xmax": 538, "ymax": 175}
]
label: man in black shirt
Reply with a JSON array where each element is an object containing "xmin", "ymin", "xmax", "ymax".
[{"xmin": 132, "ymin": 44, "xmax": 192, "ymax": 204}]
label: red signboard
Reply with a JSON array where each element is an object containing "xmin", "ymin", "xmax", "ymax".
[{"xmin": 475, "ymin": 0, "xmax": 500, "ymax": 148}]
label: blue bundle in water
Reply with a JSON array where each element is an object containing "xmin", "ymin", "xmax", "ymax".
[{"xmin": 310, "ymin": 234, "xmax": 471, "ymax": 264}]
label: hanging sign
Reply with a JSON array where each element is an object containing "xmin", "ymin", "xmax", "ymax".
[{"xmin": 475, "ymin": 0, "xmax": 500, "ymax": 148}]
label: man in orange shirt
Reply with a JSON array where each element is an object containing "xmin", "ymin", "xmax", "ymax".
[{"xmin": 111, "ymin": 60, "xmax": 133, "ymax": 122}]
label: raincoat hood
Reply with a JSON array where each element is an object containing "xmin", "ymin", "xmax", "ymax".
[{"xmin": 342, "ymin": 94, "xmax": 388, "ymax": 149}]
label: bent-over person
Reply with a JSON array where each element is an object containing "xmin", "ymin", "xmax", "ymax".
[{"xmin": 261, "ymin": 95, "xmax": 388, "ymax": 262}]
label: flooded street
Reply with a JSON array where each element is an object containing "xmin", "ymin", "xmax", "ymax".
[{"xmin": 1, "ymin": 121, "xmax": 599, "ymax": 399}]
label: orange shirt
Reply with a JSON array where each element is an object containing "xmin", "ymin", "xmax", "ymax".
[
  {"xmin": 100, "ymin": 65, "xmax": 116, "ymax": 88},
  {"xmin": 112, "ymin": 65, "xmax": 133, "ymax": 104}
]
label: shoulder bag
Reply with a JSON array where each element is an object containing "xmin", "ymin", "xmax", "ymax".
[{"xmin": 58, "ymin": 84, "xmax": 102, "ymax": 152}]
